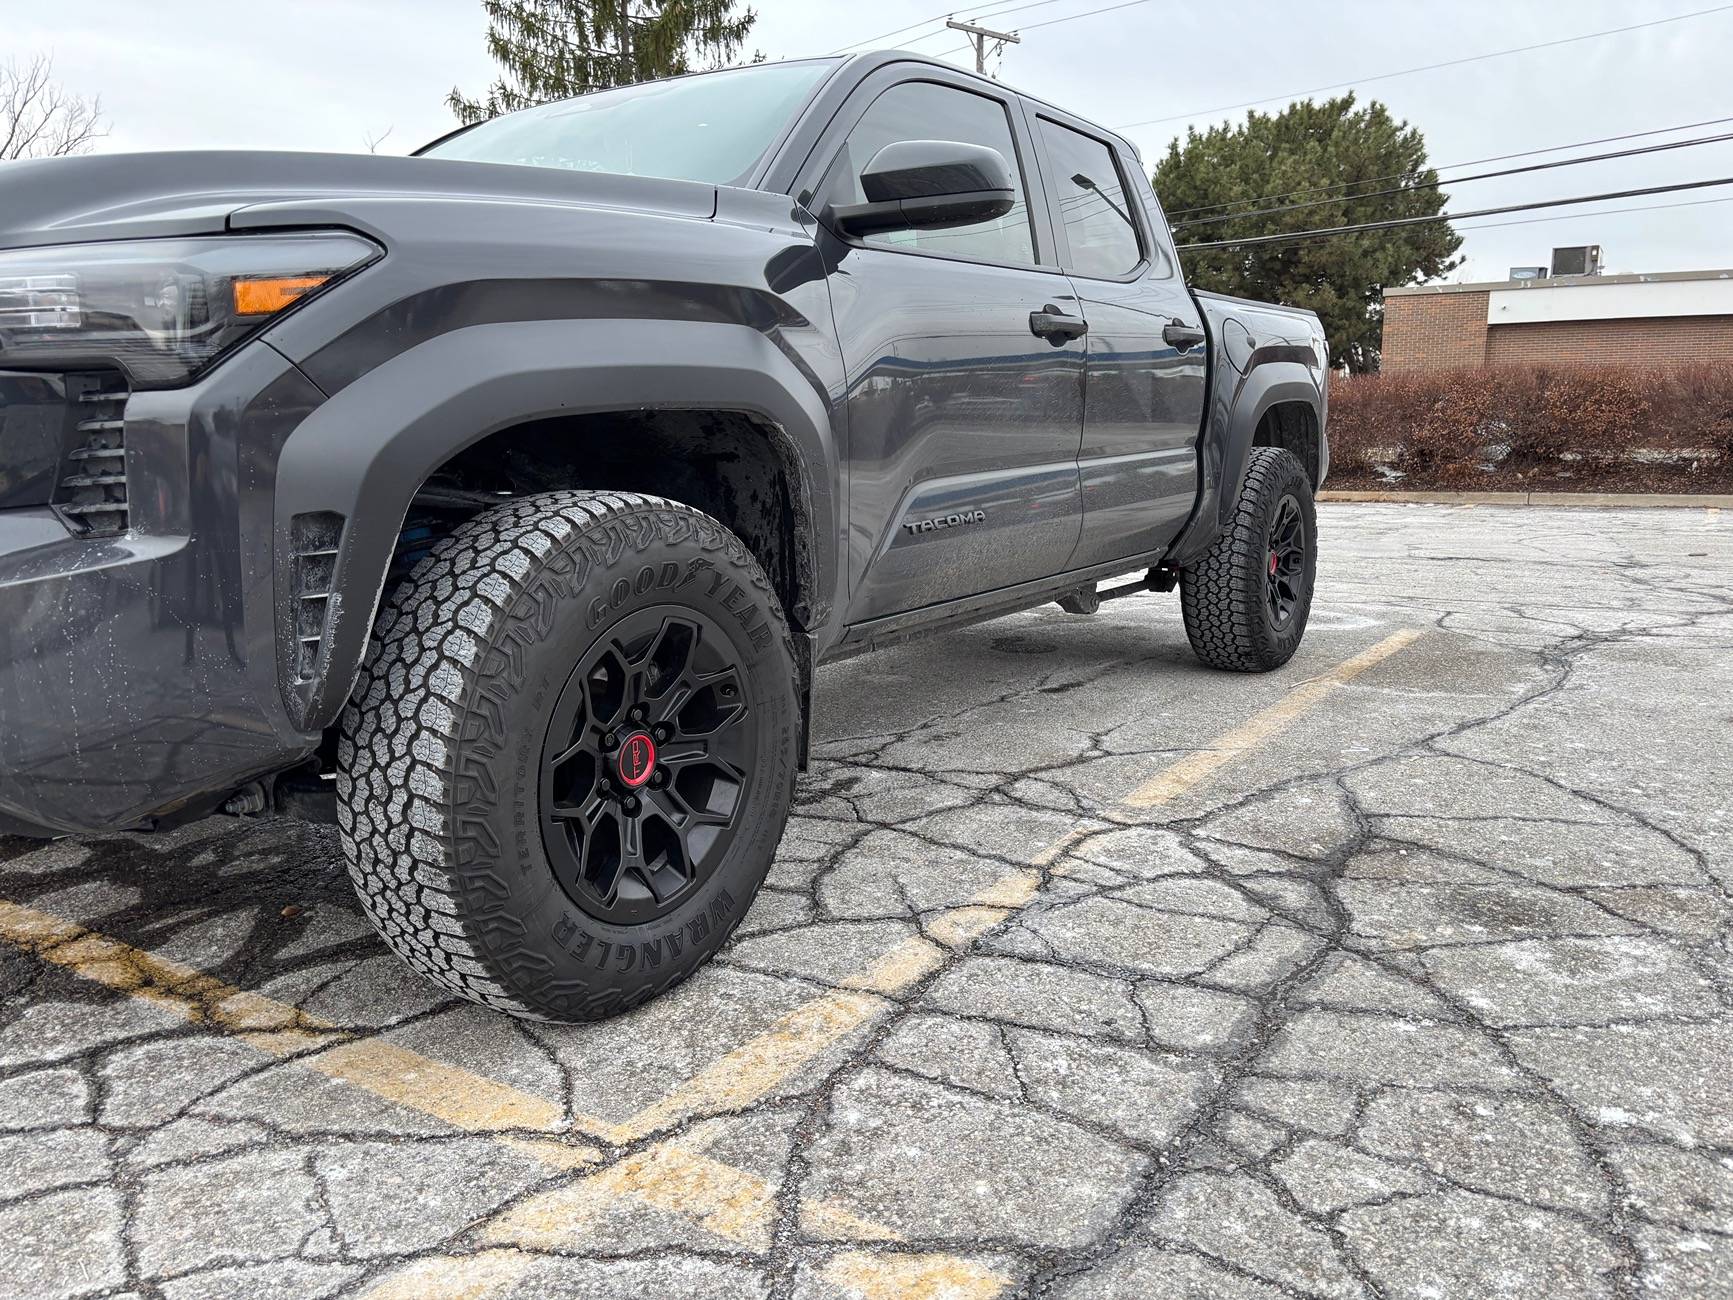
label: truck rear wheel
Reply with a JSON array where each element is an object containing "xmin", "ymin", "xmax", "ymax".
[
  {"xmin": 1179, "ymin": 447, "xmax": 1316, "ymax": 672},
  {"xmin": 336, "ymin": 491, "xmax": 798, "ymax": 1021}
]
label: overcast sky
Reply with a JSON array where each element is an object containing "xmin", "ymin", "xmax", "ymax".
[{"xmin": 11, "ymin": 0, "xmax": 1733, "ymax": 282}]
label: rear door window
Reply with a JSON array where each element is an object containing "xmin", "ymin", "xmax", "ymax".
[{"xmin": 1037, "ymin": 119, "xmax": 1144, "ymax": 279}]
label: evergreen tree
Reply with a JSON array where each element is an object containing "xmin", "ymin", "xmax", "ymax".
[
  {"xmin": 1153, "ymin": 95, "xmax": 1461, "ymax": 373},
  {"xmin": 448, "ymin": 0, "xmax": 757, "ymax": 124}
]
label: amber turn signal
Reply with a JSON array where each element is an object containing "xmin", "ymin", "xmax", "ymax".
[{"xmin": 232, "ymin": 274, "xmax": 331, "ymax": 316}]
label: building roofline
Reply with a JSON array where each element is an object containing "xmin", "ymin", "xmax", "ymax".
[{"xmin": 1385, "ymin": 268, "xmax": 1733, "ymax": 296}]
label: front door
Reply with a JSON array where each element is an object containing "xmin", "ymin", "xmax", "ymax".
[{"xmin": 810, "ymin": 74, "xmax": 1086, "ymax": 625}]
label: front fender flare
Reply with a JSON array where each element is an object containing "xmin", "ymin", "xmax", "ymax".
[{"xmin": 273, "ymin": 318, "xmax": 838, "ymax": 732}]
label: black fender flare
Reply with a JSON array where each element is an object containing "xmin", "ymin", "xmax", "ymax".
[
  {"xmin": 1168, "ymin": 359, "xmax": 1321, "ymax": 569},
  {"xmin": 272, "ymin": 317, "xmax": 839, "ymax": 732}
]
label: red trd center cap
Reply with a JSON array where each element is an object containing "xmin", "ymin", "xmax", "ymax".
[{"xmin": 616, "ymin": 731, "xmax": 657, "ymax": 788}]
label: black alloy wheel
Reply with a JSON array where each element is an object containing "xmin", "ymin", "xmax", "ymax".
[
  {"xmin": 1266, "ymin": 493, "xmax": 1306, "ymax": 627},
  {"xmin": 338, "ymin": 491, "xmax": 798, "ymax": 1022},
  {"xmin": 1179, "ymin": 447, "xmax": 1317, "ymax": 672},
  {"xmin": 541, "ymin": 607, "xmax": 755, "ymax": 926}
]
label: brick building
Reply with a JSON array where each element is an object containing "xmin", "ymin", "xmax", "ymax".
[{"xmin": 1380, "ymin": 268, "xmax": 1733, "ymax": 372}]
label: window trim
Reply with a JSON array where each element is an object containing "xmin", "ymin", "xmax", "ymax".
[
  {"xmin": 1028, "ymin": 109, "xmax": 1153, "ymax": 285},
  {"xmin": 788, "ymin": 66, "xmax": 1064, "ymax": 276}
]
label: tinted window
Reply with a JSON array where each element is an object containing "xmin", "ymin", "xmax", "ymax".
[
  {"xmin": 426, "ymin": 60, "xmax": 834, "ymax": 186},
  {"xmin": 822, "ymin": 81, "xmax": 1036, "ymax": 265},
  {"xmin": 1038, "ymin": 120, "xmax": 1142, "ymax": 279}
]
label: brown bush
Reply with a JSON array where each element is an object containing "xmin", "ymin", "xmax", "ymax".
[{"xmin": 1329, "ymin": 363, "xmax": 1733, "ymax": 490}]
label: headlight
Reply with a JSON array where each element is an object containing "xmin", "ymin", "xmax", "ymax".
[{"xmin": 0, "ymin": 233, "xmax": 380, "ymax": 388}]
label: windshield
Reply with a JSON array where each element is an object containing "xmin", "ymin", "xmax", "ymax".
[{"xmin": 424, "ymin": 60, "xmax": 837, "ymax": 187}]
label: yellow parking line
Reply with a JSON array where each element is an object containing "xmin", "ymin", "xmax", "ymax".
[
  {"xmin": 0, "ymin": 895, "xmax": 960, "ymax": 1294},
  {"xmin": 1123, "ymin": 628, "xmax": 1423, "ymax": 807},
  {"xmin": 609, "ymin": 628, "xmax": 1428, "ymax": 1141},
  {"xmin": 0, "ymin": 897, "xmax": 620, "ymax": 1156},
  {"xmin": 2, "ymin": 626, "xmax": 1425, "ymax": 1300}
]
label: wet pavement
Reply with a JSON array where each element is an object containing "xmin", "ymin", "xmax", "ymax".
[{"xmin": 1, "ymin": 501, "xmax": 1729, "ymax": 1299}]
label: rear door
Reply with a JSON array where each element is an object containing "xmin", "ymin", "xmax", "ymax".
[
  {"xmin": 799, "ymin": 69, "xmax": 1086, "ymax": 625},
  {"xmin": 1027, "ymin": 110, "xmax": 1206, "ymax": 568}
]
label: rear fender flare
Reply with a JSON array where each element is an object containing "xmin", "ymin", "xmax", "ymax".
[{"xmin": 1169, "ymin": 360, "xmax": 1319, "ymax": 568}]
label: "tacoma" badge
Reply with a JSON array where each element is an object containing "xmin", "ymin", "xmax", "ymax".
[{"xmin": 903, "ymin": 509, "xmax": 987, "ymax": 536}]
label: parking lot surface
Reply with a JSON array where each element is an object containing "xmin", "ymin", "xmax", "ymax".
[{"xmin": 2, "ymin": 501, "xmax": 1729, "ymax": 1300}]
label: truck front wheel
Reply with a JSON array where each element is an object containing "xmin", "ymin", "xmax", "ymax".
[
  {"xmin": 1179, "ymin": 447, "xmax": 1316, "ymax": 672},
  {"xmin": 336, "ymin": 491, "xmax": 798, "ymax": 1022}
]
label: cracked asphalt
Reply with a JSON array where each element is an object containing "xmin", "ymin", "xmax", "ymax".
[{"xmin": 1, "ymin": 501, "xmax": 1729, "ymax": 1300}]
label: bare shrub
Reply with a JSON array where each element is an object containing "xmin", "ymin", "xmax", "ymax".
[{"xmin": 1329, "ymin": 364, "xmax": 1733, "ymax": 491}]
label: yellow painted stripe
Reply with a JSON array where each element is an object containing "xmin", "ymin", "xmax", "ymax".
[
  {"xmin": 611, "ymin": 628, "xmax": 1426, "ymax": 1142},
  {"xmin": 0, "ymin": 896, "xmax": 947, "ymax": 1295},
  {"xmin": 618, "ymin": 988, "xmax": 887, "ymax": 1137},
  {"xmin": 1123, "ymin": 628, "xmax": 1425, "ymax": 807},
  {"xmin": 0, "ymin": 897, "xmax": 620, "ymax": 1151},
  {"xmin": 4, "ymin": 627, "xmax": 1426, "ymax": 1300},
  {"xmin": 482, "ymin": 1121, "xmax": 898, "ymax": 1255}
]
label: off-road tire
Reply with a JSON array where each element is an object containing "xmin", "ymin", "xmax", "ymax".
[
  {"xmin": 336, "ymin": 491, "xmax": 798, "ymax": 1022},
  {"xmin": 1179, "ymin": 447, "xmax": 1316, "ymax": 672}
]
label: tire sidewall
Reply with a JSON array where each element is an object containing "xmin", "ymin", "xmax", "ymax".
[
  {"xmin": 453, "ymin": 504, "xmax": 796, "ymax": 1020},
  {"xmin": 1254, "ymin": 463, "xmax": 1317, "ymax": 658}
]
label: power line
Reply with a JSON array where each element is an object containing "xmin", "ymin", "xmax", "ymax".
[
  {"xmin": 1454, "ymin": 192, "xmax": 1733, "ymax": 233},
  {"xmin": 1174, "ymin": 175, "xmax": 1733, "ymax": 251},
  {"xmin": 1163, "ymin": 114, "xmax": 1733, "ymax": 220},
  {"xmin": 922, "ymin": 0, "xmax": 1160, "ymax": 63},
  {"xmin": 1119, "ymin": 4, "xmax": 1733, "ymax": 130},
  {"xmin": 1169, "ymin": 128, "xmax": 1733, "ymax": 231},
  {"xmin": 1017, "ymin": 0, "xmax": 1155, "ymax": 33},
  {"xmin": 827, "ymin": 0, "xmax": 1076, "ymax": 55},
  {"xmin": 1210, "ymin": 195, "xmax": 1733, "ymax": 264}
]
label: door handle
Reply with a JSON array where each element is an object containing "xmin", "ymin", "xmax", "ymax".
[
  {"xmin": 1030, "ymin": 305, "xmax": 1088, "ymax": 344},
  {"xmin": 1163, "ymin": 319, "xmax": 1206, "ymax": 351}
]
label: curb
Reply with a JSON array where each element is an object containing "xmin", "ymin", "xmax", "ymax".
[{"xmin": 1319, "ymin": 489, "xmax": 1733, "ymax": 509}]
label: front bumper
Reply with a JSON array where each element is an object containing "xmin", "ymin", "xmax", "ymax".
[{"xmin": 0, "ymin": 345, "xmax": 328, "ymax": 836}]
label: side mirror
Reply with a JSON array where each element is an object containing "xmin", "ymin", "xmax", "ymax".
[{"xmin": 829, "ymin": 140, "xmax": 1016, "ymax": 238}]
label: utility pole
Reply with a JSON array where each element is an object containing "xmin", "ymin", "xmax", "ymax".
[{"xmin": 945, "ymin": 18, "xmax": 1020, "ymax": 76}]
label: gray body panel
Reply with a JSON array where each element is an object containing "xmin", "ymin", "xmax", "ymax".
[{"xmin": 0, "ymin": 51, "xmax": 1326, "ymax": 836}]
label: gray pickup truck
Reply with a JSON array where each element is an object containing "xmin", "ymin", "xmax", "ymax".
[{"xmin": 0, "ymin": 52, "xmax": 1328, "ymax": 1019}]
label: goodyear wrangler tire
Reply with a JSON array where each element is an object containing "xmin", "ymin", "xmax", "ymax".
[
  {"xmin": 336, "ymin": 491, "xmax": 798, "ymax": 1022},
  {"xmin": 1179, "ymin": 447, "xmax": 1316, "ymax": 672}
]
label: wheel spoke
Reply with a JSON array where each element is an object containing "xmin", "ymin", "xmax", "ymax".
[
  {"xmin": 657, "ymin": 740, "xmax": 710, "ymax": 768},
  {"xmin": 548, "ymin": 737, "xmax": 590, "ymax": 769},
  {"xmin": 583, "ymin": 814, "xmax": 625, "ymax": 902},
  {"xmin": 674, "ymin": 665, "xmax": 747, "ymax": 737},
  {"xmin": 550, "ymin": 787, "xmax": 606, "ymax": 825},
  {"xmin": 620, "ymin": 814, "xmax": 649, "ymax": 884}
]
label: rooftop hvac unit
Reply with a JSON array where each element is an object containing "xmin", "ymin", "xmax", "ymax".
[
  {"xmin": 1508, "ymin": 266, "xmax": 1548, "ymax": 281},
  {"xmin": 1550, "ymin": 245, "xmax": 1602, "ymax": 277}
]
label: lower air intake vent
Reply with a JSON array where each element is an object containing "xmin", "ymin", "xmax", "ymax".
[
  {"xmin": 291, "ymin": 511, "xmax": 345, "ymax": 683},
  {"xmin": 55, "ymin": 374, "xmax": 130, "ymax": 536}
]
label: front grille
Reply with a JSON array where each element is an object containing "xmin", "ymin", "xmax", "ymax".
[
  {"xmin": 291, "ymin": 511, "xmax": 345, "ymax": 683},
  {"xmin": 54, "ymin": 374, "xmax": 130, "ymax": 536}
]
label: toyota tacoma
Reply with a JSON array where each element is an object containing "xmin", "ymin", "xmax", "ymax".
[{"xmin": 0, "ymin": 52, "xmax": 1328, "ymax": 1020}]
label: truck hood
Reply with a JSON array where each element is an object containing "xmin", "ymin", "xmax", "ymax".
[{"xmin": 0, "ymin": 151, "xmax": 720, "ymax": 250}]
